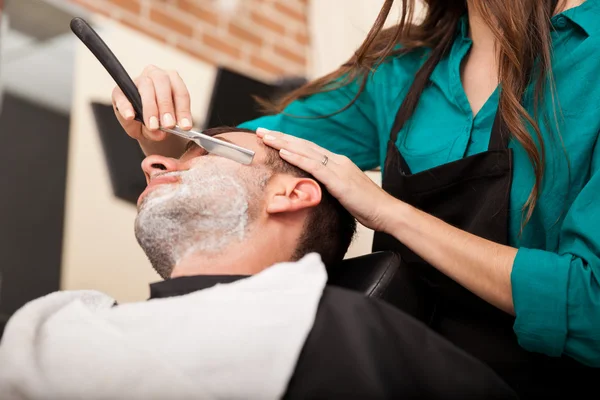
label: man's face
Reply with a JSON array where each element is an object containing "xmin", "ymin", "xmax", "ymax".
[{"xmin": 134, "ymin": 132, "xmax": 272, "ymax": 279}]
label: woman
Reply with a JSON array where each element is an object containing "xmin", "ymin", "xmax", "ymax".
[{"xmin": 113, "ymin": 0, "xmax": 600, "ymax": 397}]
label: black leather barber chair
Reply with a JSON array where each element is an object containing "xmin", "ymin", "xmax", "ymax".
[
  {"xmin": 328, "ymin": 251, "xmax": 406, "ymax": 307},
  {"xmin": 0, "ymin": 314, "xmax": 8, "ymax": 341}
]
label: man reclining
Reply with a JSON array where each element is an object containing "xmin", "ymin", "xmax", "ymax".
[{"xmin": 0, "ymin": 127, "xmax": 517, "ymax": 399}]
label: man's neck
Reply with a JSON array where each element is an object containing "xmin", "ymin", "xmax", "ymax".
[
  {"xmin": 169, "ymin": 228, "xmax": 295, "ymax": 278},
  {"xmin": 170, "ymin": 250, "xmax": 283, "ymax": 278}
]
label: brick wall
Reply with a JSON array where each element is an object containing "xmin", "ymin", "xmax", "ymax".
[{"xmin": 70, "ymin": 0, "xmax": 310, "ymax": 82}]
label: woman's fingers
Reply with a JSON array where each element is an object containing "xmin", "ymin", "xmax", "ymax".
[
  {"xmin": 112, "ymin": 84, "xmax": 144, "ymax": 140},
  {"xmin": 257, "ymin": 127, "xmax": 337, "ymax": 161},
  {"xmin": 279, "ymin": 148, "xmax": 341, "ymax": 188},
  {"xmin": 111, "ymin": 86, "xmax": 135, "ymax": 121},
  {"xmin": 258, "ymin": 127, "xmax": 346, "ymax": 196},
  {"xmin": 112, "ymin": 65, "xmax": 194, "ymax": 146},
  {"xmin": 137, "ymin": 76, "xmax": 159, "ymax": 130},
  {"xmin": 147, "ymin": 67, "xmax": 176, "ymax": 129},
  {"xmin": 137, "ymin": 76, "xmax": 168, "ymax": 141},
  {"xmin": 262, "ymin": 133, "xmax": 332, "ymax": 166},
  {"xmin": 140, "ymin": 66, "xmax": 193, "ymax": 132},
  {"xmin": 167, "ymin": 70, "xmax": 193, "ymax": 130}
]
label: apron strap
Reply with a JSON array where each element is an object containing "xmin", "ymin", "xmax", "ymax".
[
  {"xmin": 487, "ymin": 109, "xmax": 510, "ymax": 151},
  {"xmin": 488, "ymin": 57, "xmax": 536, "ymax": 152}
]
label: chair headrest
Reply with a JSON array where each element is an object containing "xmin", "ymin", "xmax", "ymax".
[{"xmin": 327, "ymin": 251, "xmax": 401, "ymax": 299}]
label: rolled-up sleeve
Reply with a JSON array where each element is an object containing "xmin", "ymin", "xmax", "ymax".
[
  {"xmin": 238, "ymin": 76, "xmax": 380, "ymax": 170},
  {"xmin": 512, "ymin": 137, "xmax": 600, "ymax": 367}
]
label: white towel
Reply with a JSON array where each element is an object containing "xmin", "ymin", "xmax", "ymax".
[{"xmin": 0, "ymin": 253, "xmax": 327, "ymax": 400}]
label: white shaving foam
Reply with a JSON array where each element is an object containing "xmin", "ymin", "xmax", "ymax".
[{"xmin": 134, "ymin": 159, "xmax": 259, "ymax": 278}]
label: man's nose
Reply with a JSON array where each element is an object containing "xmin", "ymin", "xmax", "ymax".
[{"xmin": 141, "ymin": 155, "xmax": 179, "ymax": 183}]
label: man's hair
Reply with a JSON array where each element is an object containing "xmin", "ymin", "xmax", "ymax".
[{"xmin": 203, "ymin": 127, "xmax": 356, "ymax": 266}]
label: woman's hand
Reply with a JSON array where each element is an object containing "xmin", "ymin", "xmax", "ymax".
[
  {"xmin": 111, "ymin": 65, "xmax": 192, "ymax": 157},
  {"xmin": 257, "ymin": 127, "xmax": 402, "ymax": 232}
]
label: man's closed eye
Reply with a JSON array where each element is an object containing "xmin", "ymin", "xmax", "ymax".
[{"xmin": 183, "ymin": 141, "xmax": 208, "ymax": 157}]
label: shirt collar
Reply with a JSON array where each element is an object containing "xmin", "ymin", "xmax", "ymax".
[
  {"xmin": 553, "ymin": 0, "xmax": 599, "ymax": 36},
  {"xmin": 149, "ymin": 275, "xmax": 249, "ymax": 299},
  {"xmin": 457, "ymin": 14, "xmax": 469, "ymax": 41}
]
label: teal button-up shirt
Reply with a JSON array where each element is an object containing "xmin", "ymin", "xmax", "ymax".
[{"xmin": 240, "ymin": 1, "xmax": 600, "ymax": 366}]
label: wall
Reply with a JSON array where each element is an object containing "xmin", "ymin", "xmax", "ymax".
[
  {"xmin": 70, "ymin": 0, "xmax": 309, "ymax": 82},
  {"xmin": 0, "ymin": 93, "xmax": 69, "ymax": 325},
  {"xmin": 307, "ymin": 0, "xmax": 424, "ymax": 79},
  {"xmin": 308, "ymin": 0, "xmax": 399, "ymax": 79}
]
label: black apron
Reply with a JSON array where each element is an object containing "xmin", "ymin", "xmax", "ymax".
[{"xmin": 372, "ymin": 84, "xmax": 594, "ymax": 398}]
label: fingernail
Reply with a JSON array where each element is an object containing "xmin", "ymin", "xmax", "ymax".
[
  {"xmin": 280, "ymin": 149, "xmax": 292, "ymax": 156},
  {"xmin": 264, "ymin": 134, "xmax": 277, "ymax": 141},
  {"xmin": 149, "ymin": 116, "xmax": 159, "ymax": 130},
  {"xmin": 124, "ymin": 109, "xmax": 134, "ymax": 119},
  {"xmin": 180, "ymin": 118, "xmax": 192, "ymax": 129},
  {"xmin": 162, "ymin": 113, "xmax": 175, "ymax": 127},
  {"xmin": 256, "ymin": 127, "xmax": 270, "ymax": 136}
]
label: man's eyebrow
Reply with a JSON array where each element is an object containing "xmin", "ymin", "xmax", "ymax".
[
  {"xmin": 184, "ymin": 140, "xmax": 200, "ymax": 152},
  {"xmin": 213, "ymin": 136, "xmax": 235, "ymax": 144},
  {"xmin": 185, "ymin": 136, "xmax": 235, "ymax": 151}
]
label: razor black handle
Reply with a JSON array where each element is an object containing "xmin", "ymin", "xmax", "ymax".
[{"xmin": 70, "ymin": 17, "xmax": 144, "ymax": 123}]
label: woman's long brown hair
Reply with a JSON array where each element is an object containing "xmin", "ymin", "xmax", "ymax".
[{"xmin": 263, "ymin": 0, "xmax": 565, "ymax": 227}]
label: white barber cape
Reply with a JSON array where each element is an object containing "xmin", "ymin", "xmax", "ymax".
[{"xmin": 0, "ymin": 253, "xmax": 328, "ymax": 400}]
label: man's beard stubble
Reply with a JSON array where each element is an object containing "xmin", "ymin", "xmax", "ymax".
[{"xmin": 134, "ymin": 160, "xmax": 267, "ymax": 279}]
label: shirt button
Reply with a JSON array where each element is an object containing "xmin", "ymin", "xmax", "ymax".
[{"xmin": 554, "ymin": 15, "xmax": 568, "ymax": 29}]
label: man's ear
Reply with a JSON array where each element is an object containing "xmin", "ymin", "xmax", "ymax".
[{"xmin": 266, "ymin": 177, "xmax": 322, "ymax": 214}]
